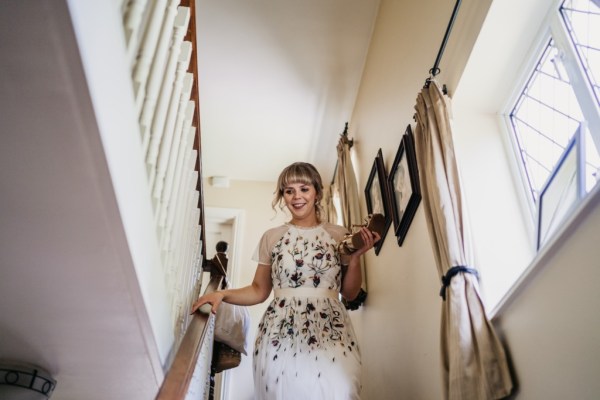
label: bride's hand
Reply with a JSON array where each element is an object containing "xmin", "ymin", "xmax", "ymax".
[
  {"xmin": 190, "ymin": 291, "xmax": 225, "ymax": 315},
  {"xmin": 353, "ymin": 227, "xmax": 380, "ymax": 257}
]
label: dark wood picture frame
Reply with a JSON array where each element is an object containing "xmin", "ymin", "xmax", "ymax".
[
  {"xmin": 387, "ymin": 125, "xmax": 421, "ymax": 246},
  {"xmin": 364, "ymin": 148, "xmax": 392, "ymax": 255}
]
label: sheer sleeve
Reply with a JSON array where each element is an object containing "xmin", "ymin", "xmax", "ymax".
[{"xmin": 251, "ymin": 225, "xmax": 290, "ymax": 265}]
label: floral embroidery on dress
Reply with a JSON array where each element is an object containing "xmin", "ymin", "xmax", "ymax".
[
  {"xmin": 254, "ymin": 225, "xmax": 359, "ymax": 356},
  {"xmin": 255, "ymin": 296, "xmax": 358, "ymax": 355},
  {"xmin": 271, "ymin": 229, "xmax": 340, "ymax": 290},
  {"xmin": 253, "ymin": 223, "xmax": 362, "ymax": 399}
]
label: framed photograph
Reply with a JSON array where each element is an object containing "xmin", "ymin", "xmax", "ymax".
[
  {"xmin": 537, "ymin": 123, "xmax": 585, "ymax": 249},
  {"xmin": 387, "ymin": 125, "xmax": 421, "ymax": 246},
  {"xmin": 364, "ymin": 148, "xmax": 392, "ymax": 255}
]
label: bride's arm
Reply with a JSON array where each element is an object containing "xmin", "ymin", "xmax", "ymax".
[
  {"xmin": 191, "ymin": 264, "xmax": 272, "ymax": 314},
  {"xmin": 340, "ymin": 227, "xmax": 379, "ymax": 300}
]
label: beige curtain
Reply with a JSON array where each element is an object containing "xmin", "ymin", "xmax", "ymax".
[
  {"xmin": 322, "ymin": 184, "xmax": 338, "ymax": 225},
  {"xmin": 335, "ymin": 136, "xmax": 367, "ymax": 307},
  {"xmin": 413, "ymin": 81, "xmax": 513, "ymax": 399},
  {"xmin": 336, "ymin": 137, "xmax": 362, "ymax": 229}
]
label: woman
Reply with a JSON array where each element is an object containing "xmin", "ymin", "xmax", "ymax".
[{"xmin": 191, "ymin": 162, "xmax": 379, "ymax": 399}]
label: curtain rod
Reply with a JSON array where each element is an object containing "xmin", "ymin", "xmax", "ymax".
[
  {"xmin": 330, "ymin": 122, "xmax": 352, "ymax": 184},
  {"xmin": 424, "ymin": 0, "xmax": 462, "ymax": 89}
]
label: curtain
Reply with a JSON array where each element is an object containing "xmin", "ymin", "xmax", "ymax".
[
  {"xmin": 323, "ymin": 184, "xmax": 338, "ymax": 225},
  {"xmin": 413, "ymin": 81, "xmax": 513, "ymax": 399},
  {"xmin": 335, "ymin": 136, "xmax": 367, "ymax": 308},
  {"xmin": 336, "ymin": 137, "xmax": 361, "ymax": 229}
]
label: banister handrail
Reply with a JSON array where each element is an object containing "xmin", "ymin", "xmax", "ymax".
[
  {"xmin": 179, "ymin": 0, "xmax": 207, "ymax": 263},
  {"xmin": 156, "ymin": 274, "xmax": 224, "ymax": 399}
]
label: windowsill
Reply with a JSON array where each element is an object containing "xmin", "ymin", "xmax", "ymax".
[{"xmin": 489, "ymin": 180, "xmax": 600, "ymax": 319}]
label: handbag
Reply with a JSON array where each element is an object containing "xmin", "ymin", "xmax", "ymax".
[
  {"xmin": 212, "ymin": 341, "xmax": 242, "ymax": 373},
  {"xmin": 211, "ymin": 300, "xmax": 250, "ymax": 373},
  {"xmin": 213, "ymin": 300, "xmax": 250, "ymax": 355}
]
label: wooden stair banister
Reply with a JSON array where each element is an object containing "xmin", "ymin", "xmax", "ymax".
[
  {"xmin": 156, "ymin": 274, "xmax": 224, "ymax": 399},
  {"xmin": 179, "ymin": 0, "xmax": 207, "ymax": 262}
]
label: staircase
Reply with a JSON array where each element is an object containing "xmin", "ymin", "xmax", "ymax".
[{"xmin": 0, "ymin": 1, "xmax": 213, "ymax": 398}]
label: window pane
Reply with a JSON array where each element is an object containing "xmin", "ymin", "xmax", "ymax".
[
  {"xmin": 560, "ymin": 0, "xmax": 600, "ymax": 107},
  {"xmin": 510, "ymin": 39, "xmax": 583, "ymax": 201},
  {"xmin": 585, "ymin": 129, "xmax": 600, "ymax": 191}
]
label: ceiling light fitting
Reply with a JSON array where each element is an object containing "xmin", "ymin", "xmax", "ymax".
[{"xmin": 210, "ymin": 176, "xmax": 230, "ymax": 188}]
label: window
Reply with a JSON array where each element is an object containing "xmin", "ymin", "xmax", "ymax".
[
  {"xmin": 507, "ymin": 0, "xmax": 600, "ymax": 245},
  {"xmin": 453, "ymin": 0, "xmax": 600, "ymax": 312},
  {"xmin": 561, "ymin": 0, "xmax": 600, "ymax": 106},
  {"xmin": 510, "ymin": 38, "xmax": 585, "ymax": 201}
]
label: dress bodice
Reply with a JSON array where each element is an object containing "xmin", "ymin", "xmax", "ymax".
[{"xmin": 253, "ymin": 222, "xmax": 349, "ymax": 291}]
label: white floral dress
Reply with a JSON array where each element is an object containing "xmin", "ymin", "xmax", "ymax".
[{"xmin": 252, "ymin": 222, "xmax": 361, "ymax": 400}]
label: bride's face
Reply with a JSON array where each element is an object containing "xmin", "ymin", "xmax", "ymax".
[{"xmin": 282, "ymin": 182, "xmax": 318, "ymax": 224}]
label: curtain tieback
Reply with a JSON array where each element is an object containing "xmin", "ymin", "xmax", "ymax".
[{"xmin": 439, "ymin": 266, "xmax": 479, "ymax": 301}]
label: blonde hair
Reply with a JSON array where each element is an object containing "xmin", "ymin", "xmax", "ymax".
[{"xmin": 272, "ymin": 162, "xmax": 324, "ymax": 221}]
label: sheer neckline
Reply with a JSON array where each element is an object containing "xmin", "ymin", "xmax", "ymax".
[{"xmin": 286, "ymin": 222, "xmax": 324, "ymax": 230}]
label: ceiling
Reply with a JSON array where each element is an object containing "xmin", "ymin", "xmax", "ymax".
[{"xmin": 196, "ymin": 0, "xmax": 381, "ymax": 183}]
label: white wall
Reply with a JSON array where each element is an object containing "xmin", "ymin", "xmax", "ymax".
[
  {"xmin": 66, "ymin": 0, "xmax": 175, "ymax": 367},
  {"xmin": 203, "ymin": 179, "xmax": 287, "ymax": 399},
  {"xmin": 496, "ymin": 196, "xmax": 600, "ymax": 398}
]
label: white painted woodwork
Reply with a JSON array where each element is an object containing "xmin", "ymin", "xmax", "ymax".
[
  {"xmin": 159, "ymin": 97, "xmax": 195, "ymax": 227},
  {"xmin": 123, "ymin": 0, "xmax": 149, "ymax": 64},
  {"xmin": 153, "ymin": 41, "xmax": 193, "ymax": 200},
  {"xmin": 122, "ymin": 0, "xmax": 206, "ymax": 384},
  {"xmin": 138, "ymin": 0, "xmax": 180, "ymax": 148},
  {"xmin": 146, "ymin": 6, "xmax": 190, "ymax": 173},
  {"xmin": 185, "ymin": 314, "xmax": 216, "ymax": 400},
  {"xmin": 154, "ymin": 72, "xmax": 195, "ymax": 225},
  {"xmin": 163, "ymin": 126, "xmax": 196, "ymax": 252},
  {"xmin": 174, "ymin": 189, "xmax": 200, "ymax": 337},
  {"xmin": 132, "ymin": 0, "xmax": 168, "ymax": 112}
]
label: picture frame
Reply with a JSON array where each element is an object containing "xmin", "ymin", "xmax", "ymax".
[
  {"xmin": 387, "ymin": 125, "xmax": 421, "ymax": 246},
  {"xmin": 536, "ymin": 123, "xmax": 585, "ymax": 249},
  {"xmin": 364, "ymin": 148, "xmax": 392, "ymax": 255}
]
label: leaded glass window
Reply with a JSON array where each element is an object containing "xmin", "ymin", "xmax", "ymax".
[
  {"xmin": 560, "ymin": 0, "xmax": 600, "ymax": 105},
  {"xmin": 509, "ymin": 0, "xmax": 600, "ymax": 205}
]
